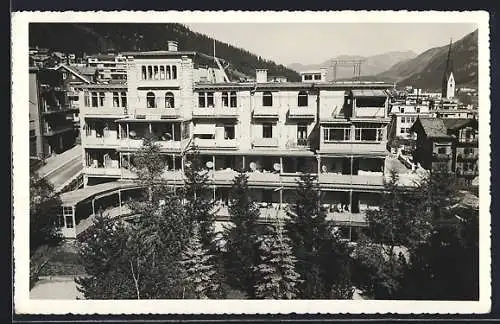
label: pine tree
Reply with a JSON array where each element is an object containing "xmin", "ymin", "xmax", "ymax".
[
  {"xmin": 76, "ymin": 213, "xmax": 139, "ymax": 299},
  {"xmin": 183, "ymin": 146, "xmax": 217, "ymax": 250},
  {"xmin": 223, "ymin": 171, "xmax": 261, "ymax": 297},
  {"xmin": 355, "ymin": 168, "xmax": 433, "ymax": 299},
  {"xmin": 286, "ymin": 173, "xmax": 353, "ymax": 299},
  {"xmin": 180, "ymin": 227, "xmax": 222, "ymax": 299},
  {"xmin": 253, "ymin": 221, "xmax": 301, "ymax": 299}
]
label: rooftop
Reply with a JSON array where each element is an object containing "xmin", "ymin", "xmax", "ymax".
[
  {"xmin": 60, "ymin": 180, "xmax": 139, "ymax": 206},
  {"xmin": 121, "ymin": 50, "xmax": 198, "ymax": 57},
  {"xmin": 352, "ymin": 89, "xmax": 387, "ymax": 97}
]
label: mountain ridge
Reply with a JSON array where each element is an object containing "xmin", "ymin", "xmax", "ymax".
[{"xmin": 29, "ymin": 23, "xmax": 301, "ymax": 82}]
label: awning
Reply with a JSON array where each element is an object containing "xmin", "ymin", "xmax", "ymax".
[
  {"xmin": 193, "ymin": 124, "xmax": 216, "ymax": 134},
  {"xmin": 351, "ymin": 89, "xmax": 387, "ymax": 97},
  {"xmin": 60, "ymin": 180, "xmax": 139, "ymax": 206}
]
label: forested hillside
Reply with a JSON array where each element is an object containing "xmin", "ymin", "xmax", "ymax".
[{"xmin": 29, "ymin": 23, "xmax": 301, "ymax": 82}]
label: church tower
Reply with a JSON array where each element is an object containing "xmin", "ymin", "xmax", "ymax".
[{"xmin": 442, "ymin": 38, "xmax": 455, "ymax": 99}]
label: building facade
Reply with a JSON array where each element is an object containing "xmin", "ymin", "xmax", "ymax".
[
  {"xmin": 29, "ymin": 67, "xmax": 80, "ymax": 159},
  {"xmin": 410, "ymin": 117, "xmax": 478, "ymax": 183},
  {"xmin": 70, "ymin": 43, "xmax": 397, "ymax": 239}
]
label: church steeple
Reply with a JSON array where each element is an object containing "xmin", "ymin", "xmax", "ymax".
[
  {"xmin": 442, "ymin": 38, "xmax": 455, "ymax": 99},
  {"xmin": 444, "ymin": 38, "xmax": 454, "ymax": 76}
]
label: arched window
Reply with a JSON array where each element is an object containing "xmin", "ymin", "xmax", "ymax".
[
  {"xmin": 230, "ymin": 91, "xmax": 237, "ymax": 108},
  {"xmin": 146, "ymin": 92, "xmax": 156, "ymax": 108},
  {"xmin": 165, "ymin": 92, "xmax": 175, "ymax": 108},
  {"xmin": 147, "ymin": 66, "xmax": 153, "ymax": 79},
  {"xmin": 263, "ymin": 91, "xmax": 273, "ymax": 107},
  {"xmin": 159, "ymin": 66, "xmax": 165, "ymax": 79},
  {"xmin": 172, "ymin": 65, "xmax": 177, "ymax": 79},
  {"xmin": 166, "ymin": 66, "xmax": 171, "ymax": 80},
  {"xmin": 298, "ymin": 91, "xmax": 308, "ymax": 107},
  {"xmin": 141, "ymin": 66, "xmax": 147, "ymax": 80},
  {"xmin": 222, "ymin": 92, "xmax": 229, "ymax": 107}
]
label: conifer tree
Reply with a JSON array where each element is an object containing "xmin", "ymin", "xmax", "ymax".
[
  {"xmin": 286, "ymin": 173, "xmax": 353, "ymax": 299},
  {"xmin": 224, "ymin": 171, "xmax": 261, "ymax": 297},
  {"xmin": 180, "ymin": 226, "xmax": 222, "ymax": 299},
  {"xmin": 253, "ymin": 221, "xmax": 301, "ymax": 299},
  {"xmin": 183, "ymin": 146, "xmax": 217, "ymax": 250}
]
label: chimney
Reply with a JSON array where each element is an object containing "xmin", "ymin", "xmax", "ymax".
[
  {"xmin": 256, "ymin": 69, "xmax": 267, "ymax": 83},
  {"xmin": 167, "ymin": 41, "xmax": 178, "ymax": 52}
]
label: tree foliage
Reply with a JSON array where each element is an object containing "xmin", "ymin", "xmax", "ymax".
[
  {"xmin": 286, "ymin": 173, "xmax": 354, "ymax": 299},
  {"xmin": 30, "ymin": 170, "xmax": 62, "ymax": 252},
  {"xmin": 183, "ymin": 147, "xmax": 216, "ymax": 250},
  {"xmin": 180, "ymin": 227, "xmax": 223, "ymax": 299},
  {"xmin": 253, "ymin": 221, "xmax": 301, "ymax": 299},
  {"xmin": 223, "ymin": 172, "xmax": 261, "ymax": 297}
]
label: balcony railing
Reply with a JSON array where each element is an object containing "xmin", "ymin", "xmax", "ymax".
[
  {"xmin": 192, "ymin": 106, "xmax": 238, "ymax": 118},
  {"xmin": 286, "ymin": 139, "xmax": 310, "ymax": 150},
  {"xmin": 252, "ymin": 137, "xmax": 279, "ymax": 148},
  {"xmin": 83, "ymin": 136, "xmax": 120, "ymax": 147},
  {"xmin": 42, "ymin": 104, "xmax": 78, "ymax": 115},
  {"xmin": 457, "ymin": 153, "xmax": 478, "ymax": 161},
  {"xmin": 80, "ymin": 106, "xmax": 127, "ymax": 116},
  {"xmin": 288, "ymin": 107, "xmax": 316, "ymax": 119},
  {"xmin": 319, "ymin": 173, "xmax": 384, "ymax": 187},
  {"xmin": 132, "ymin": 108, "xmax": 180, "ymax": 119},
  {"xmin": 193, "ymin": 138, "xmax": 238, "ymax": 149},
  {"xmin": 433, "ymin": 152, "xmax": 451, "ymax": 160},
  {"xmin": 458, "ymin": 137, "xmax": 478, "ymax": 144},
  {"xmin": 84, "ymin": 167, "xmax": 122, "ymax": 177},
  {"xmin": 253, "ymin": 106, "xmax": 279, "ymax": 118}
]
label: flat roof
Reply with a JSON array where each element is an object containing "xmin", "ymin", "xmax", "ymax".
[
  {"xmin": 352, "ymin": 89, "xmax": 388, "ymax": 97},
  {"xmin": 121, "ymin": 50, "xmax": 198, "ymax": 57},
  {"xmin": 60, "ymin": 180, "xmax": 139, "ymax": 206},
  {"xmin": 77, "ymin": 83, "xmax": 128, "ymax": 89}
]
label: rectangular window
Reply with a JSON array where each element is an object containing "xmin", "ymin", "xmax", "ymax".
[
  {"xmin": 224, "ymin": 125, "xmax": 235, "ymax": 140},
  {"xmin": 120, "ymin": 92, "xmax": 127, "ymax": 107},
  {"xmin": 99, "ymin": 92, "xmax": 105, "ymax": 106},
  {"xmin": 355, "ymin": 128, "xmax": 362, "ymax": 140},
  {"xmin": 437, "ymin": 147, "xmax": 447, "ymax": 154},
  {"xmin": 222, "ymin": 92, "xmax": 229, "ymax": 107},
  {"xmin": 113, "ymin": 92, "xmax": 119, "ymax": 107},
  {"xmin": 65, "ymin": 216, "xmax": 74, "ymax": 228},
  {"xmin": 159, "ymin": 66, "xmax": 165, "ymax": 79},
  {"xmin": 314, "ymin": 74, "xmax": 321, "ymax": 80},
  {"xmin": 263, "ymin": 123, "xmax": 273, "ymax": 138},
  {"xmin": 400, "ymin": 128, "xmax": 406, "ymax": 134},
  {"xmin": 400, "ymin": 107, "xmax": 405, "ymax": 113},
  {"xmin": 401, "ymin": 117, "xmax": 406, "ymax": 123},
  {"xmin": 207, "ymin": 92, "xmax": 214, "ymax": 107},
  {"xmin": 141, "ymin": 66, "xmax": 147, "ymax": 80},
  {"xmin": 84, "ymin": 91, "xmax": 90, "ymax": 107},
  {"xmin": 153, "ymin": 66, "xmax": 159, "ymax": 80},
  {"xmin": 91, "ymin": 92, "xmax": 98, "ymax": 107},
  {"xmin": 304, "ymin": 75, "xmax": 312, "ymax": 81},
  {"xmin": 230, "ymin": 92, "xmax": 237, "ymax": 108},
  {"xmin": 297, "ymin": 124, "xmax": 307, "ymax": 140},
  {"xmin": 324, "ymin": 128, "xmax": 351, "ymax": 141},
  {"xmin": 416, "ymin": 107, "xmax": 420, "ymax": 113},
  {"xmin": 198, "ymin": 92, "xmax": 206, "ymax": 108}
]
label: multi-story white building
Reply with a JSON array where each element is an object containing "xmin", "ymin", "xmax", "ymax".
[
  {"xmin": 388, "ymin": 102, "xmax": 433, "ymax": 140},
  {"xmin": 64, "ymin": 43, "xmax": 397, "ymax": 239}
]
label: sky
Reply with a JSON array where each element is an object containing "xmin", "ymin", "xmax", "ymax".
[{"xmin": 185, "ymin": 23, "xmax": 477, "ymax": 66}]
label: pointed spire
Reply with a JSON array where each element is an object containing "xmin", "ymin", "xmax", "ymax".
[{"xmin": 445, "ymin": 38, "xmax": 454, "ymax": 76}]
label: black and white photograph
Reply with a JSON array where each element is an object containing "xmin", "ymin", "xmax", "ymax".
[{"xmin": 12, "ymin": 11, "xmax": 490, "ymax": 314}]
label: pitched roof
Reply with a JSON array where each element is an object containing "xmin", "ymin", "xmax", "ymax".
[
  {"xmin": 441, "ymin": 118, "xmax": 476, "ymax": 130},
  {"xmin": 53, "ymin": 64, "xmax": 92, "ymax": 84},
  {"xmin": 414, "ymin": 117, "xmax": 452, "ymax": 138},
  {"xmin": 74, "ymin": 66, "xmax": 98, "ymax": 76}
]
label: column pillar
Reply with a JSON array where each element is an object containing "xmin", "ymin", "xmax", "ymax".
[
  {"xmin": 72, "ymin": 206, "xmax": 76, "ymax": 231},
  {"xmin": 126, "ymin": 123, "xmax": 130, "ymax": 139},
  {"xmin": 92, "ymin": 199, "xmax": 95, "ymax": 216}
]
